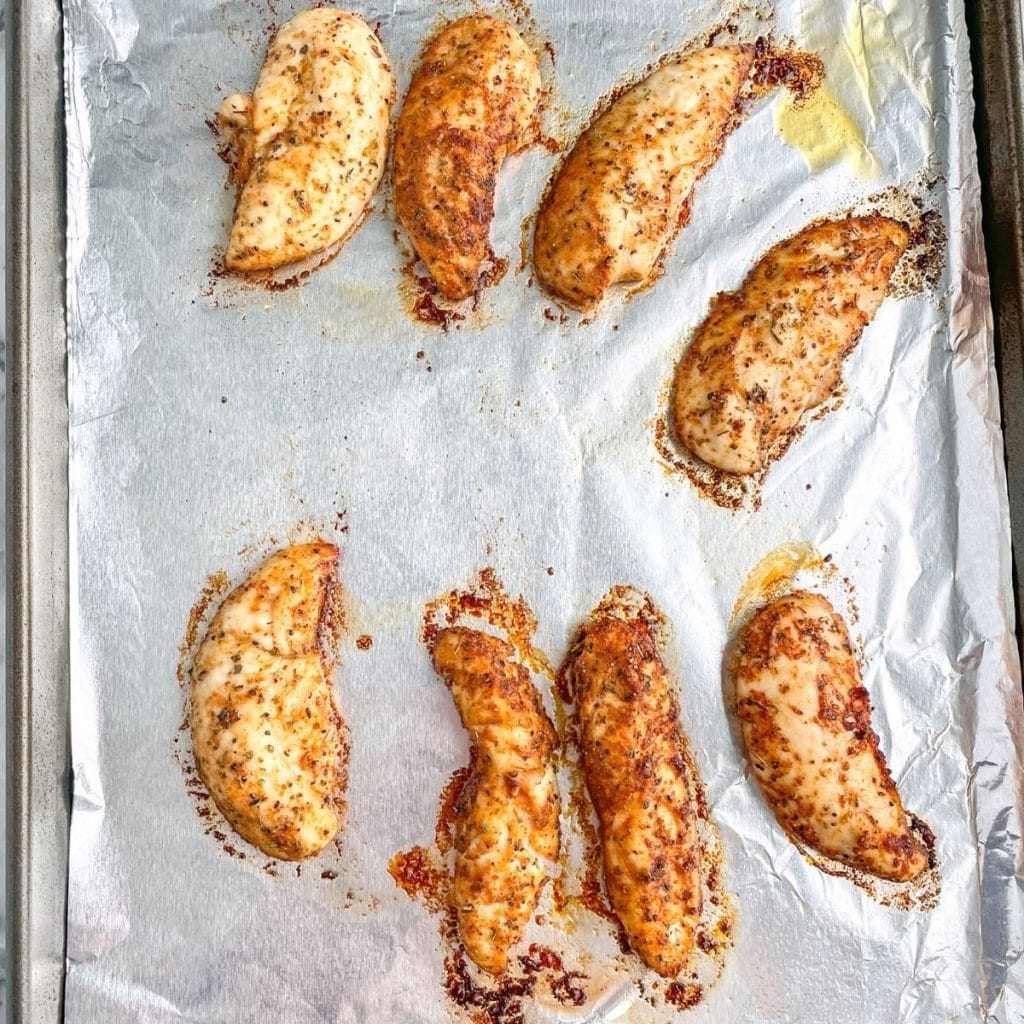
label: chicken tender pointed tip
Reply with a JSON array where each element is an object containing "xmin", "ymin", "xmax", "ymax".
[
  {"xmin": 672, "ymin": 215, "xmax": 911, "ymax": 475},
  {"xmin": 732, "ymin": 591, "xmax": 930, "ymax": 883},
  {"xmin": 190, "ymin": 543, "xmax": 348, "ymax": 861},
  {"xmin": 431, "ymin": 627, "xmax": 559, "ymax": 974},
  {"xmin": 394, "ymin": 15, "xmax": 542, "ymax": 302},
  {"xmin": 566, "ymin": 602, "xmax": 703, "ymax": 978},
  {"xmin": 219, "ymin": 7, "xmax": 395, "ymax": 273}
]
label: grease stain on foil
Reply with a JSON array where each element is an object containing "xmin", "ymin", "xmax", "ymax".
[
  {"xmin": 775, "ymin": 84, "xmax": 877, "ymax": 178},
  {"xmin": 774, "ymin": 0, "xmax": 928, "ymax": 177},
  {"xmin": 728, "ymin": 542, "xmax": 832, "ymax": 628}
]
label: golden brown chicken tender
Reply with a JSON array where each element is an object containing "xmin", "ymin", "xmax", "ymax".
[
  {"xmin": 672, "ymin": 215, "xmax": 910, "ymax": 475},
  {"xmin": 565, "ymin": 601, "xmax": 702, "ymax": 977},
  {"xmin": 432, "ymin": 628, "xmax": 559, "ymax": 974},
  {"xmin": 732, "ymin": 591, "xmax": 929, "ymax": 882},
  {"xmin": 190, "ymin": 543, "xmax": 347, "ymax": 860},
  {"xmin": 218, "ymin": 8, "xmax": 395, "ymax": 272},
  {"xmin": 393, "ymin": 15, "xmax": 542, "ymax": 301},
  {"xmin": 534, "ymin": 46, "xmax": 754, "ymax": 309}
]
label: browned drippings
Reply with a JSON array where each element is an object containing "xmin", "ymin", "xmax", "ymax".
[
  {"xmin": 392, "ymin": 845, "xmax": 589, "ymax": 1023},
  {"xmin": 177, "ymin": 571, "xmax": 229, "ymax": 686},
  {"xmin": 396, "ymin": 244, "xmax": 463, "ymax": 331},
  {"xmin": 413, "ymin": 286, "xmax": 466, "ymax": 333},
  {"xmin": 435, "ymin": 764, "xmax": 473, "ymax": 855},
  {"xmin": 177, "ymin": 753, "xmax": 242, "ymax": 860},
  {"xmin": 205, "ymin": 234, "xmax": 348, "ymax": 297},
  {"xmin": 799, "ymin": 809, "xmax": 942, "ymax": 912},
  {"xmin": 401, "ymin": 248, "xmax": 508, "ymax": 331},
  {"xmin": 206, "ymin": 115, "xmax": 237, "ymax": 179},
  {"xmin": 479, "ymin": 256, "xmax": 510, "ymax": 292},
  {"xmin": 497, "ymin": 0, "xmax": 535, "ymax": 28},
  {"xmin": 389, "ymin": 758, "xmax": 463, "ymax": 916},
  {"xmin": 422, "ymin": 567, "xmax": 554, "ymax": 679},
  {"xmin": 900, "ymin": 205, "xmax": 946, "ymax": 295},
  {"xmin": 355, "ymin": 634, "xmax": 374, "ymax": 651},
  {"xmin": 750, "ymin": 37, "xmax": 825, "ymax": 103},
  {"xmin": 317, "ymin": 561, "xmax": 348, "ymax": 674},
  {"xmin": 653, "ymin": 368, "xmax": 815, "ymax": 510},
  {"xmin": 388, "ymin": 846, "xmax": 451, "ymax": 915},
  {"xmin": 652, "ymin": 412, "xmax": 761, "ymax": 512},
  {"xmin": 518, "ymin": 215, "xmax": 534, "ymax": 274},
  {"xmin": 856, "ymin": 179, "xmax": 947, "ymax": 298},
  {"xmin": 442, "ymin": 910, "xmax": 531, "ymax": 1024},
  {"xmin": 665, "ymin": 981, "xmax": 703, "ymax": 1010},
  {"xmin": 441, "ymin": 912, "xmax": 588, "ymax": 1024},
  {"xmin": 518, "ymin": 945, "xmax": 587, "ymax": 1007},
  {"xmin": 911, "ymin": 814, "xmax": 938, "ymax": 867},
  {"xmin": 255, "ymin": 242, "xmax": 348, "ymax": 292}
]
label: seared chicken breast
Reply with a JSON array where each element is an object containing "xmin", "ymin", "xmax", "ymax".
[
  {"xmin": 217, "ymin": 8, "xmax": 395, "ymax": 272},
  {"xmin": 672, "ymin": 215, "xmax": 910, "ymax": 475},
  {"xmin": 534, "ymin": 46, "xmax": 754, "ymax": 310},
  {"xmin": 432, "ymin": 628, "xmax": 559, "ymax": 974},
  {"xmin": 393, "ymin": 15, "xmax": 542, "ymax": 301},
  {"xmin": 190, "ymin": 543, "xmax": 347, "ymax": 861},
  {"xmin": 732, "ymin": 591, "xmax": 929, "ymax": 882},
  {"xmin": 565, "ymin": 600, "xmax": 702, "ymax": 977}
]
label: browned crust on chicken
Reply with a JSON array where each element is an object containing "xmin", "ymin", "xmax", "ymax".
[
  {"xmin": 672, "ymin": 215, "xmax": 911, "ymax": 475},
  {"xmin": 432, "ymin": 627, "xmax": 559, "ymax": 974},
  {"xmin": 393, "ymin": 15, "xmax": 542, "ymax": 301},
  {"xmin": 732, "ymin": 591, "xmax": 929, "ymax": 882},
  {"xmin": 565, "ymin": 611, "xmax": 701, "ymax": 977}
]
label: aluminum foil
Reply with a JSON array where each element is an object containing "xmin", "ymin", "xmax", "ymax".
[{"xmin": 62, "ymin": 0, "xmax": 1024, "ymax": 1021}]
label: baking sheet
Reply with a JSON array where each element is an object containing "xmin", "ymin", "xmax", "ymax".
[
  {"xmin": 61, "ymin": 0, "xmax": 1024, "ymax": 1021},
  {"xmin": 970, "ymin": 0, "xmax": 1024, "ymax": 633}
]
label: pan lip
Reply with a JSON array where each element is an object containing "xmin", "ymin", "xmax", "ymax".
[
  {"xmin": 967, "ymin": 0, "xmax": 1024, "ymax": 654},
  {"xmin": 6, "ymin": 0, "xmax": 71, "ymax": 1022}
]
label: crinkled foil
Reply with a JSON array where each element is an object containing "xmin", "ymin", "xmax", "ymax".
[{"xmin": 62, "ymin": 0, "xmax": 1024, "ymax": 1021}]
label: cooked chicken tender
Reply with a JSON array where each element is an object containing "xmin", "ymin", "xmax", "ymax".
[
  {"xmin": 432, "ymin": 628, "xmax": 559, "ymax": 974},
  {"xmin": 393, "ymin": 15, "xmax": 542, "ymax": 301},
  {"xmin": 534, "ymin": 46, "xmax": 754, "ymax": 309},
  {"xmin": 732, "ymin": 591, "xmax": 929, "ymax": 882},
  {"xmin": 217, "ymin": 8, "xmax": 395, "ymax": 272},
  {"xmin": 672, "ymin": 215, "xmax": 910, "ymax": 475},
  {"xmin": 565, "ymin": 603, "xmax": 702, "ymax": 977},
  {"xmin": 190, "ymin": 543, "xmax": 347, "ymax": 861}
]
